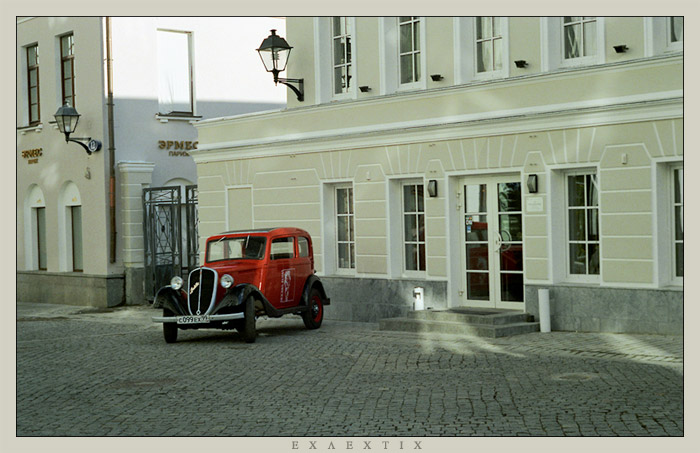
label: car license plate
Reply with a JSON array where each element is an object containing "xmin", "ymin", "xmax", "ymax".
[{"xmin": 177, "ymin": 315, "xmax": 210, "ymax": 325}]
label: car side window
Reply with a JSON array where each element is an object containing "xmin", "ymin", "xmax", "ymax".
[
  {"xmin": 298, "ymin": 237, "xmax": 309, "ymax": 257},
  {"xmin": 271, "ymin": 237, "xmax": 295, "ymax": 260}
]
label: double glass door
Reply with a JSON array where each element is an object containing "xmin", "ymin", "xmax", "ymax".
[{"xmin": 460, "ymin": 175, "xmax": 524, "ymax": 309}]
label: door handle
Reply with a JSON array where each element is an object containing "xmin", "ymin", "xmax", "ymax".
[{"xmin": 494, "ymin": 232, "xmax": 502, "ymax": 252}]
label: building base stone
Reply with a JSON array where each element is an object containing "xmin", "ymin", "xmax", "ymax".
[
  {"xmin": 525, "ymin": 284, "xmax": 682, "ymax": 335},
  {"xmin": 125, "ymin": 267, "xmax": 146, "ymax": 305},
  {"xmin": 17, "ymin": 271, "xmax": 124, "ymax": 308},
  {"xmin": 321, "ymin": 276, "xmax": 448, "ymax": 323}
]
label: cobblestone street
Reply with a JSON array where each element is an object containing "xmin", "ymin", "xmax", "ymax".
[{"xmin": 15, "ymin": 303, "xmax": 683, "ymax": 440}]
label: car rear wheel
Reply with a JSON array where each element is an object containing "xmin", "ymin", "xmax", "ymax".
[
  {"xmin": 241, "ymin": 296, "xmax": 256, "ymax": 343},
  {"xmin": 303, "ymin": 288, "xmax": 323, "ymax": 329},
  {"xmin": 163, "ymin": 309, "xmax": 178, "ymax": 343}
]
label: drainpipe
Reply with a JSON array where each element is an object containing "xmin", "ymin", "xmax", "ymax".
[{"xmin": 106, "ymin": 16, "xmax": 116, "ymax": 263}]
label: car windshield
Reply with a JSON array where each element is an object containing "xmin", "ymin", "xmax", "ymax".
[{"xmin": 207, "ymin": 236, "xmax": 267, "ymax": 262}]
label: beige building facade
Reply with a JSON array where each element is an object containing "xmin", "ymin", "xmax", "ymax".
[
  {"xmin": 193, "ymin": 17, "xmax": 683, "ymax": 334},
  {"xmin": 17, "ymin": 17, "xmax": 285, "ymax": 307}
]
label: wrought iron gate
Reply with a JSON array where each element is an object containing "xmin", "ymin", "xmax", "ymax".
[
  {"xmin": 143, "ymin": 185, "xmax": 199, "ymax": 301},
  {"xmin": 185, "ymin": 185, "xmax": 199, "ymax": 272}
]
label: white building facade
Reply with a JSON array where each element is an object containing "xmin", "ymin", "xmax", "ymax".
[
  {"xmin": 191, "ymin": 17, "xmax": 682, "ymax": 334},
  {"xmin": 17, "ymin": 17, "xmax": 286, "ymax": 307}
]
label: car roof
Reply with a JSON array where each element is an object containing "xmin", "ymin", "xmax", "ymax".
[{"xmin": 210, "ymin": 227, "xmax": 309, "ymax": 240}]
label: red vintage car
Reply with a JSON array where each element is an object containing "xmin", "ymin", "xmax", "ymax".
[{"xmin": 152, "ymin": 227, "xmax": 330, "ymax": 343}]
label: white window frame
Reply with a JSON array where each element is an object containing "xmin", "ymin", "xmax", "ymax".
[
  {"xmin": 475, "ymin": 17, "xmax": 508, "ymax": 78},
  {"xmin": 398, "ymin": 16, "xmax": 422, "ymax": 89},
  {"xmin": 157, "ymin": 29, "xmax": 196, "ymax": 117},
  {"xmin": 379, "ymin": 17, "xmax": 427, "ymax": 95},
  {"xmin": 331, "ymin": 17, "xmax": 355, "ymax": 100},
  {"xmin": 654, "ymin": 161, "xmax": 683, "ymax": 287},
  {"xmin": 561, "ymin": 17, "xmax": 598, "ymax": 65},
  {"xmin": 644, "ymin": 17, "xmax": 683, "ymax": 56},
  {"xmin": 401, "ymin": 181, "xmax": 427, "ymax": 276},
  {"xmin": 35, "ymin": 207, "xmax": 47, "ymax": 271},
  {"xmin": 454, "ymin": 17, "xmax": 510, "ymax": 84},
  {"xmin": 564, "ymin": 170, "xmax": 601, "ymax": 283},
  {"xmin": 541, "ymin": 17, "xmax": 605, "ymax": 71},
  {"xmin": 314, "ymin": 17, "xmax": 358, "ymax": 104},
  {"xmin": 670, "ymin": 164, "xmax": 683, "ymax": 285},
  {"xmin": 323, "ymin": 183, "xmax": 356, "ymax": 275},
  {"xmin": 24, "ymin": 185, "xmax": 47, "ymax": 271},
  {"xmin": 667, "ymin": 17, "xmax": 683, "ymax": 51},
  {"xmin": 70, "ymin": 205, "xmax": 83, "ymax": 272}
]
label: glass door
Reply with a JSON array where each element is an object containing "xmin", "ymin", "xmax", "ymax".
[{"xmin": 460, "ymin": 175, "xmax": 524, "ymax": 309}]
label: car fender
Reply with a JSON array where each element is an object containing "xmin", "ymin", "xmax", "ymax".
[
  {"xmin": 301, "ymin": 275, "xmax": 331, "ymax": 307},
  {"xmin": 214, "ymin": 283, "xmax": 266, "ymax": 314},
  {"xmin": 153, "ymin": 286, "xmax": 187, "ymax": 316}
]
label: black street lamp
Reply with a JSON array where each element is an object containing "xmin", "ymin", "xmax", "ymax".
[
  {"xmin": 54, "ymin": 103, "xmax": 102, "ymax": 155},
  {"xmin": 256, "ymin": 29, "xmax": 304, "ymax": 102}
]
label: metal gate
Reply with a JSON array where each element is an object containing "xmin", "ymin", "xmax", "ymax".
[
  {"xmin": 143, "ymin": 185, "xmax": 199, "ymax": 301},
  {"xmin": 184, "ymin": 185, "xmax": 199, "ymax": 272}
]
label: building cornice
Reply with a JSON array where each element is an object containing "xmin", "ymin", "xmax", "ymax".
[
  {"xmin": 194, "ymin": 54, "xmax": 682, "ymax": 131},
  {"xmin": 191, "ymin": 91, "xmax": 682, "ymax": 163}
]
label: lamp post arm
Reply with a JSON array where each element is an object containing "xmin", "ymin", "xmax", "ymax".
[
  {"xmin": 67, "ymin": 137, "xmax": 102, "ymax": 155},
  {"xmin": 276, "ymin": 77, "xmax": 304, "ymax": 102}
]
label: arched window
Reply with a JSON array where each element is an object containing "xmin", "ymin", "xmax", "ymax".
[
  {"xmin": 59, "ymin": 182, "xmax": 83, "ymax": 272},
  {"xmin": 25, "ymin": 185, "xmax": 47, "ymax": 270}
]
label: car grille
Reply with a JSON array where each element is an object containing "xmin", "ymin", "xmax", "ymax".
[{"xmin": 187, "ymin": 267, "xmax": 217, "ymax": 315}]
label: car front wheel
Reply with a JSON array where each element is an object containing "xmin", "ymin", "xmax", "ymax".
[
  {"xmin": 303, "ymin": 288, "xmax": 323, "ymax": 329},
  {"xmin": 241, "ymin": 296, "xmax": 257, "ymax": 343},
  {"xmin": 163, "ymin": 309, "xmax": 178, "ymax": 343}
]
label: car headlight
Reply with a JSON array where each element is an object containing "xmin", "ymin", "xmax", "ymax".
[
  {"xmin": 220, "ymin": 274, "xmax": 234, "ymax": 289},
  {"xmin": 170, "ymin": 276, "xmax": 183, "ymax": 291}
]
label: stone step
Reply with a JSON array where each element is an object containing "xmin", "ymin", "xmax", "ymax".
[
  {"xmin": 379, "ymin": 317, "xmax": 540, "ymax": 338},
  {"xmin": 407, "ymin": 308, "xmax": 533, "ymax": 325},
  {"xmin": 379, "ymin": 308, "xmax": 540, "ymax": 338}
]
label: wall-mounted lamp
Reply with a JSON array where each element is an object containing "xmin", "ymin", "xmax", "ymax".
[
  {"xmin": 613, "ymin": 45, "xmax": 629, "ymax": 53},
  {"xmin": 54, "ymin": 103, "xmax": 102, "ymax": 155},
  {"xmin": 359, "ymin": 86, "xmax": 372, "ymax": 93},
  {"xmin": 514, "ymin": 60, "xmax": 528, "ymax": 68},
  {"xmin": 427, "ymin": 180, "xmax": 438, "ymax": 197},
  {"xmin": 527, "ymin": 174, "xmax": 538, "ymax": 193},
  {"xmin": 257, "ymin": 29, "xmax": 304, "ymax": 102},
  {"xmin": 430, "ymin": 74, "xmax": 444, "ymax": 81}
]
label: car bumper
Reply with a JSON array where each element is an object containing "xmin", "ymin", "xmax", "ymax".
[{"xmin": 152, "ymin": 312, "xmax": 245, "ymax": 324}]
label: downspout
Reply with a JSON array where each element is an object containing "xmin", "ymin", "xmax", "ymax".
[{"xmin": 106, "ymin": 17, "xmax": 116, "ymax": 263}]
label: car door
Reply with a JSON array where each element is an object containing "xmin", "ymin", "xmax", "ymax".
[
  {"xmin": 265, "ymin": 236, "xmax": 296, "ymax": 307},
  {"xmin": 294, "ymin": 236, "xmax": 313, "ymax": 303}
]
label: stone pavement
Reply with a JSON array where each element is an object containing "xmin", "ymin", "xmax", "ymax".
[{"xmin": 15, "ymin": 302, "xmax": 683, "ymax": 438}]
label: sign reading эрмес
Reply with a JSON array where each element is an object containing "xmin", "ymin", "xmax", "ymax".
[
  {"xmin": 21, "ymin": 148, "xmax": 42, "ymax": 165},
  {"xmin": 159, "ymin": 140, "xmax": 198, "ymax": 157}
]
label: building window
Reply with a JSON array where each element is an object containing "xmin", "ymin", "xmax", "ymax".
[
  {"xmin": 645, "ymin": 17, "xmax": 683, "ymax": 56},
  {"xmin": 70, "ymin": 206, "xmax": 83, "ymax": 272},
  {"xmin": 542, "ymin": 17, "xmax": 604, "ymax": 70},
  {"xmin": 36, "ymin": 207, "xmax": 47, "ymax": 271},
  {"xmin": 336, "ymin": 186, "xmax": 355, "ymax": 270},
  {"xmin": 399, "ymin": 16, "xmax": 421, "ymax": 85},
  {"xmin": 563, "ymin": 17, "xmax": 597, "ymax": 60},
  {"xmin": 566, "ymin": 173, "xmax": 599, "ymax": 277},
  {"xmin": 157, "ymin": 30, "xmax": 193, "ymax": 116},
  {"xmin": 476, "ymin": 17, "xmax": 503, "ymax": 73},
  {"xmin": 60, "ymin": 33, "xmax": 75, "ymax": 107},
  {"xmin": 454, "ymin": 17, "xmax": 509, "ymax": 83},
  {"xmin": 669, "ymin": 17, "xmax": 683, "ymax": 44},
  {"xmin": 672, "ymin": 167, "xmax": 683, "ymax": 278},
  {"xmin": 403, "ymin": 183, "xmax": 425, "ymax": 272},
  {"xmin": 332, "ymin": 17, "xmax": 353, "ymax": 96},
  {"xmin": 26, "ymin": 44, "xmax": 40, "ymax": 124}
]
